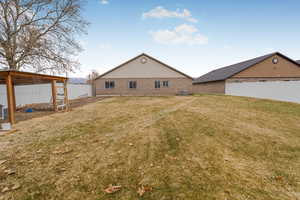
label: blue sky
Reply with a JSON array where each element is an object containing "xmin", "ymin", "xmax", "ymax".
[{"xmin": 74, "ymin": 0, "xmax": 300, "ymax": 78}]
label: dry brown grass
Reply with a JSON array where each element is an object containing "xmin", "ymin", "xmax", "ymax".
[{"xmin": 0, "ymin": 95, "xmax": 299, "ymax": 200}]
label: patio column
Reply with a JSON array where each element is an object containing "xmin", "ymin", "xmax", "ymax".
[
  {"xmin": 51, "ymin": 80, "xmax": 57, "ymax": 111},
  {"xmin": 12, "ymin": 82, "xmax": 16, "ymax": 111},
  {"xmin": 6, "ymin": 74, "xmax": 15, "ymax": 124},
  {"xmin": 63, "ymin": 80, "xmax": 69, "ymax": 111}
]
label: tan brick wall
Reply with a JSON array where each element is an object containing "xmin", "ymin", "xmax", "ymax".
[
  {"xmin": 192, "ymin": 81, "xmax": 225, "ymax": 94},
  {"xmin": 95, "ymin": 78, "xmax": 193, "ymax": 95},
  {"xmin": 233, "ymin": 55, "xmax": 300, "ymax": 78}
]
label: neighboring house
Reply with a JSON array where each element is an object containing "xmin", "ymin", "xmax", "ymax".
[
  {"xmin": 193, "ymin": 52, "xmax": 300, "ymax": 103},
  {"xmin": 95, "ymin": 53, "xmax": 193, "ymax": 95}
]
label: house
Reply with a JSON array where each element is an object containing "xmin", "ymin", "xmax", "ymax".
[
  {"xmin": 95, "ymin": 53, "xmax": 193, "ymax": 95},
  {"xmin": 193, "ymin": 52, "xmax": 300, "ymax": 103}
]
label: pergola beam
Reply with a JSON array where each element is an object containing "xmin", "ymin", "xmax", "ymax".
[{"xmin": 0, "ymin": 71, "xmax": 66, "ymax": 81}]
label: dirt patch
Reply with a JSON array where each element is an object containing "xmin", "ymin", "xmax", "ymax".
[{"xmin": 0, "ymin": 96, "xmax": 107, "ymax": 124}]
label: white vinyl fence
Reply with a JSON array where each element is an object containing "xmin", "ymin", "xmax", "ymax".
[
  {"xmin": 0, "ymin": 84, "xmax": 92, "ymax": 108},
  {"xmin": 225, "ymin": 81, "xmax": 300, "ymax": 104}
]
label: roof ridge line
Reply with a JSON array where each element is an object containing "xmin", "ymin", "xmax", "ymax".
[{"xmin": 95, "ymin": 53, "xmax": 193, "ymax": 80}]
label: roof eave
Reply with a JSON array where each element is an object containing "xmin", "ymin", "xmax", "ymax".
[{"xmin": 193, "ymin": 79, "xmax": 225, "ymax": 84}]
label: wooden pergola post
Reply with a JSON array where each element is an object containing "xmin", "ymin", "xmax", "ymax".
[
  {"xmin": 12, "ymin": 82, "xmax": 17, "ymax": 112},
  {"xmin": 6, "ymin": 74, "xmax": 15, "ymax": 124},
  {"xmin": 63, "ymin": 80, "xmax": 69, "ymax": 111},
  {"xmin": 51, "ymin": 80, "xmax": 57, "ymax": 111}
]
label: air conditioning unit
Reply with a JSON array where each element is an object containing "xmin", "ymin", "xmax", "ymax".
[{"xmin": 177, "ymin": 90, "xmax": 191, "ymax": 96}]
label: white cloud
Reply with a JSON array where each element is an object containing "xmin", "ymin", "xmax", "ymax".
[
  {"xmin": 143, "ymin": 6, "xmax": 198, "ymax": 23},
  {"xmin": 100, "ymin": 0, "xmax": 109, "ymax": 4},
  {"xmin": 223, "ymin": 45, "xmax": 232, "ymax": 50},
  {"xmin": 150, "ymin": 24, "xmax": 208, "ymax": 46},
  {"xmin": 98, "ymin": 43, "xmax": 111, "ymax": 49}
]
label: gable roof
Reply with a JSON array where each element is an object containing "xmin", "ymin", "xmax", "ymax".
[
  {"xmin": 95, "ymin": 53, "xmax": 193, "ymax": 80},
  {"xmin": 193, "ymin": 52, "xmax": 300, "ymax": 84}
]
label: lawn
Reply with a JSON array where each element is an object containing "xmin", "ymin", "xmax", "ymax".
[{"xmin": 0, "ymin": 95, "xmax": 300, "ymax": 200}]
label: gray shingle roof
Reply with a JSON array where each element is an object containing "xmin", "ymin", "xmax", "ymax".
[
  {"xmin": 193, "ymin": 52, "xmax": 298, "ymax": 84},
  {"xmin": 297, "ymin": 60, "xmax": 300, "ymax": 64}
]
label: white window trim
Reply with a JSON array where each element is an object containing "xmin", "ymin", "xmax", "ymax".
[
  {"xmin": 162, "ymin": 80, "xmax": 169, "ymax": 88},
  {"xmin": 155, "ymin": 80, "xmax": 161, "ymax": 89},
  {"xmin": 128, "ymin": 81, "xmax": 137, "ymax": 89},
  {"xmin": 105, "ymin": 81, "xmax": 115, "ymax": 89}
]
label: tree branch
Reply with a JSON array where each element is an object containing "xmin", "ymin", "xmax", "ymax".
[{"xmin": 0, "ymin": 0, "xmax": 88, "ymax": 73}]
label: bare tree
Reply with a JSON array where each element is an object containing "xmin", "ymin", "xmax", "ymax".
[
  {"xmin": 0, "ymin": 0, "xmax": 88, "ymax": 74},
  {"xmin": 87, "ymin": 69, "xmax": 99, "ymax": 96},
  {"xmin": 86, "ymin": 69, "xmax": 99, "ymax": 83}
]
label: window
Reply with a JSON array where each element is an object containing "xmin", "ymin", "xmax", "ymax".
[
  {"xmin": 162, "ymin": 81, "xmax": 169, "ymax": 87},
  {"xmin": 155, "ymin": 80, "xmax": 160, "ymax": 88},
  {"xmin": 128, "ymin": 81, "xmax": 137, "ymax": 89},
  {"xmin": 105, "ymin": 81, "xmax": 115, "ymax": 89}
]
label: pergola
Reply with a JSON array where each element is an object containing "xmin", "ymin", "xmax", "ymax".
[{"xmin": 0, "ymin": 70, "xmax": 68, "ymax": 124}]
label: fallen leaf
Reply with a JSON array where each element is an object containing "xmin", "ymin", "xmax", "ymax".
[
  {"xmin": 4, "ymin": 169, "xmax": 15, "ymax": 175},
  {"xmin": 137, "ymin": 187, "xmax": 145, "ymax": 197},
  {"xmin": 0, "ymin": 160, "xmax": 7, "ymax": 165},
  {"xmin": 224, "ymin": 190, "xmax": 230, "ymax": 194},
  {"xmin": 12, "ymin": 183, "xmax": 21, "ymax": 190},
  {"xmin": 1, "ymin": 187, "xmax": 9, "ymax": 193},
  {"xmin": 53, "ymin": 149, "xmax": 73, "ymax": 155},
  {"xmin": 137, "ymin": 185, "xmax": 152, "ymax": 197},
  {"xmin": 104, "ymin": 185, "xmax": 122, "ymax": 194}
]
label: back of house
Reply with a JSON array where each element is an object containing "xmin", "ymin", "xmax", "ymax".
[
  {"xmin": 95, "ymin": 53, "xmax": 193, "ymax": 96},
  {"xmin": 193, "ymin": 52, "xmax": 300, "ymax": 103}
]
